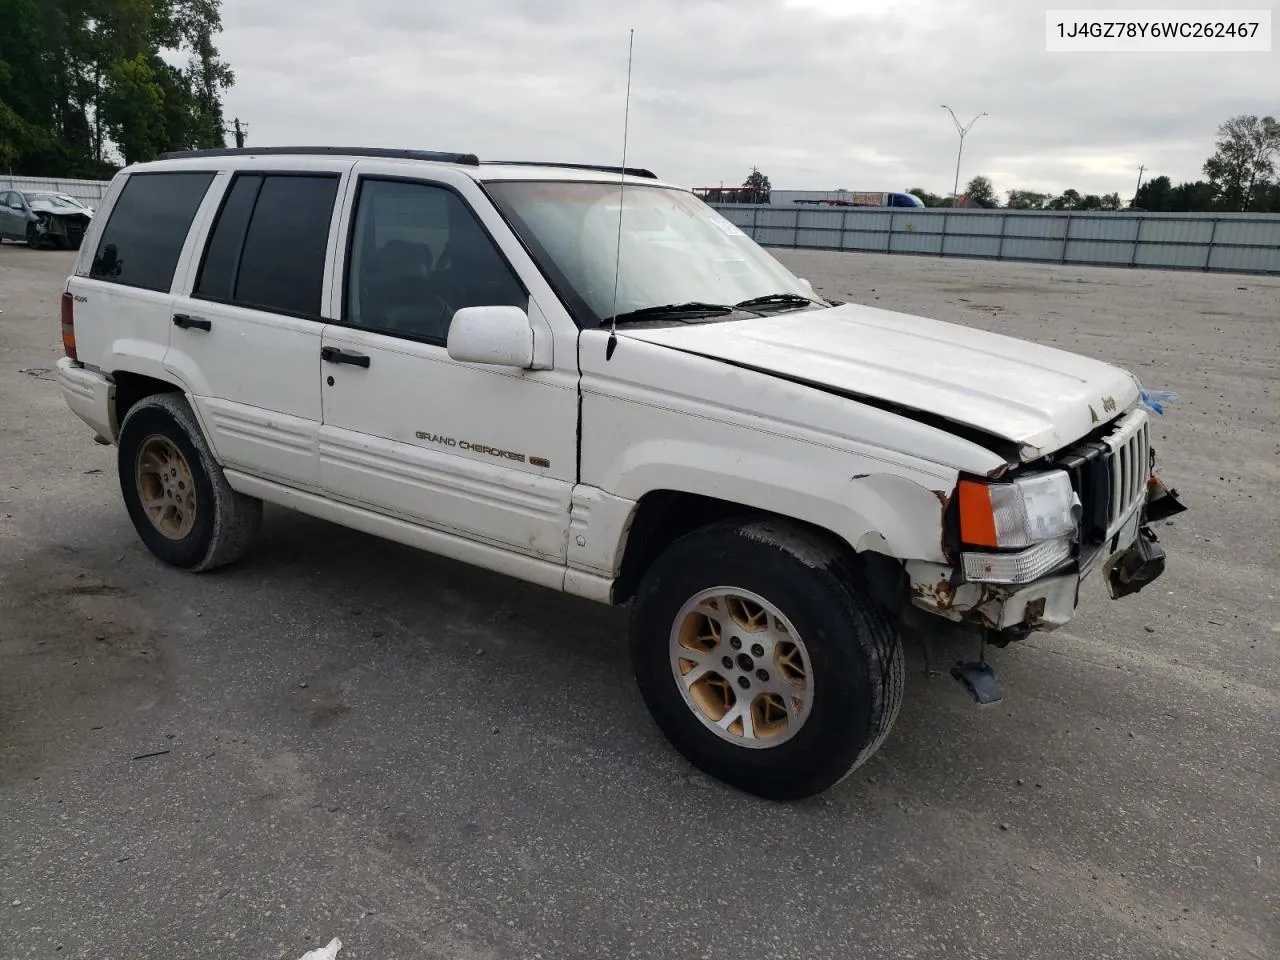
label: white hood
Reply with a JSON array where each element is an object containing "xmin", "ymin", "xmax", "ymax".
[
  {"xmin": 28, "ymin": 197, "xmax": 92, "ymax": 217},
  {"xmin": 617, "ymin": 302, "xmax": 1139, "ymax": 458}
]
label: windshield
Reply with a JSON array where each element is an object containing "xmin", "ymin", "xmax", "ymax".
[
  {"xmin": 484, "ymin": 181, "xmax": 816, "ymax": 327},
  {"xmin": 25, "ymin": 193, "xmax": 84, "ymax": 209}
]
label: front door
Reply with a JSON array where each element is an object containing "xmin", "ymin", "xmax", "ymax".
[
  {"xmin": 0, "ymin": 192, "xmax": 26, "ymax": 239},
  {"xmin": 165, "ymin": 163, "xmax": 350, "ymax": 490},
  {"xmin": 318, "ymin": 173, "xmax": 578, "ymax": 561}
]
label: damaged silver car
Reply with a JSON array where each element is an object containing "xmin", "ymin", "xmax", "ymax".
[{"xmin": 0, "ymin": 190, "xmax": 94, "ymax": 249}]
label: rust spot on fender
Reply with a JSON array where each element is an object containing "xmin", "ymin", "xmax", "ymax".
[
  {"xmin": 932, "ymin": 489, "xmax": 951, "ymax": 508},
  {"xmin": 912, "ymin": 578, "xmax": 956, "ymax": 609}
]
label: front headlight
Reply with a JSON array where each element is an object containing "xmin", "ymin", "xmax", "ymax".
[{"xmin": 957, "ymin": 470, "xmax": 1078, "ymax": 549}]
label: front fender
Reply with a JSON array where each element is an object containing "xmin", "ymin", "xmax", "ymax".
[{"xmin": 605, "ymin": 441, "xmax": 951, "ymax": 564}]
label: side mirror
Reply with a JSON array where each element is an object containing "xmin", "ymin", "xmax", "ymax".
[{"xmin": 447, "ymin": 305, "xmax": 535, "ymax": 368}]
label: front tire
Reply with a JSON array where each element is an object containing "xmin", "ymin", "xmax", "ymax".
[
  {"xmin": 117, "ymin": 394, "xmax": 262, "ymax": 571},
  {"xmin": 630, "ymin": 519, "xmax": 904, "ymax": 800}
]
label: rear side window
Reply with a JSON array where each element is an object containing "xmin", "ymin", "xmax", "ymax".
[
  {"xmin": 195, "ymin": 173, "xmax": 339, "ymax": 317},
  {"xmin": 90, "ymin": 172, "xmax": 215, "ymax": 291}
]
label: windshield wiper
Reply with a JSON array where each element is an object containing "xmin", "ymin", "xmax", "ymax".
[
  {"xmin": 734, "ymin": 292, "xmax": 823, "ymax": 310},
  {"xmin": 610, "ymin": 302, "xmax": 735, "ymax": 324}
]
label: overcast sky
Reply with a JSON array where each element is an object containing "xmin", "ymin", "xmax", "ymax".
[{"xmin": 216, "ymin": 0, "xmax": 1278, "ymax": 199}]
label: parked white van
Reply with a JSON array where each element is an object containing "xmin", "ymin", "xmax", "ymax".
[{"xmin": 56, "ymin": 147, "xmax": 1185, "ymax": 798}]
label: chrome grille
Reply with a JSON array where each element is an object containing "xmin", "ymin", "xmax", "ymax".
[{"xmin": 1103, "ymin": 408, "xmax": 1150, "ymax": 530}]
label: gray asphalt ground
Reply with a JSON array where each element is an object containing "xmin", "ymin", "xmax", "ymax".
[{"xmin": 1, "ymin": 243, "xmax": 1277, "ymax": 959}]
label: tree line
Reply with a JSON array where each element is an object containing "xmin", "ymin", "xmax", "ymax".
[
  {"xmin": 0, "ymin": 0, "xmax": 234, "ymax": 179},
  {"xmin": 906, "ymin": 115, "xmax": 1280, "ymax": 213}
]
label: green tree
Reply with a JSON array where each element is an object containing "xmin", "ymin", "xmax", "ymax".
[
  {"xmin": 1134, "ymin": 175, "xmax": 1173, "ymax": 210},
  {"xmin": 1169, "ymin": 180, "xmax": 1218, "ymax": 212},
  {"xmin": 100, "ymin": 52, "xmax": 164, "ymax": 164},
  {"xmin": 1047, "ymin": 188, "xmax": 1081, "ymax": 211},
  {"xmin": 0, "ymin": 0, "xmax": 233, "ymax": 175},
  {"xmin": 907, "ymin": 186, "xmax": 946, "ymax": 207},
  {"xmin": 743, "ymin": 166, "xmax": 771, "ymax": 203},
  {"xmin": 1005, "ymin": 190, "xmax": 1049, "ymax": 209},
  {"xmin": 964, "ymin": 175, "xmax": 998, "ymax": 208},
  {"xmin": 1203, "ymin": 114, "xmax": 1280, "ymax": 211}
]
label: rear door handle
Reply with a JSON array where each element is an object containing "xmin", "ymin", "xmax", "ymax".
[
  {"xmin": 173, "ymin": 313, "xmax": 212, "ymax": 331},
  {"xmin": 321, "ymin": 346, "xmax": 371, "ymax": 368}
]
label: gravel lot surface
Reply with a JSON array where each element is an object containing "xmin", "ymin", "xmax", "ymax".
[{"xmin": 2, "ymin": 243, "xmax": 1276, "ymax": 959}]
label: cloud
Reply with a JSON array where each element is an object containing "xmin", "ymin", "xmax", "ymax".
[{"xmin": 215, "ymin": 0, "xmax": 1279, "ymax": 198}]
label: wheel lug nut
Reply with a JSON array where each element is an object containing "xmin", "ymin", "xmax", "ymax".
[
  {"xmin": 722, "ymin": 656, "xmax": 734, "ymax": 669},
  {"xmin": 736, "ymin": 676, "xmax": 750, "ymax": 690},
  {"xmin": 729, "ymin": 637, "xmax": 742, "ymax": 650},
  {"xmin": 751, "ymin": 643, "xmax": 765, "ymax": 658},
  {"xmin": 756, "ymin": 669, "xmax": 769, "ymax": 682}
]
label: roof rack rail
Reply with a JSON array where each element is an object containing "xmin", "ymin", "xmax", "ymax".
[
  {"xmin": 487, "ymin": 161, "xmax": 658, "ymax": 179},
  {"xmin": 155, "ymin": 146, "xmax": 481, "ymax": 165}
]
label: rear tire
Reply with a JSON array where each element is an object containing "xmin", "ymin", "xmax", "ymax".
[
  {"xmin": 630, "ymin": 519, "xmax": 904, "ymax": 800},
  {"xmin": 117, "ymin": 394, "xmax": 262, "ymax": 571}
]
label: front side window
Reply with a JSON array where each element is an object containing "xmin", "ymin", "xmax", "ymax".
[
  {"xmin": 89, "ymin": 172, "xmax": 215, "ymax": 291},
  {"xmin": 484, "ymin": 181, "xmax": 814, "ymax": 327},
  {"xmin": 195, "ymin": 173, "xmax": 339, "ymax": 317},
  {"xmin": 345, "ymin": 179, "xmax": 527, "ymax": 343}
]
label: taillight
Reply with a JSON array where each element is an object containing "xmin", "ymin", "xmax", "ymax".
[{"xmin": 61, "ymin": 291, "xmax": 77, "ymax": 360}]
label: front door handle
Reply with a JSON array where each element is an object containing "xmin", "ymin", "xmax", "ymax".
[
  {"xmin": 321, "ymin": 346, "xmax": 371, "ymax": 368},
  {"xmin": 173, "ymin": 313, "xmax": 212, "ymax": 331}
]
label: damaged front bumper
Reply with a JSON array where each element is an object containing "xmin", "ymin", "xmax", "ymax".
[{"xmin": 909, "ymin": 476, "xmax": 1186, "ymax": 640}]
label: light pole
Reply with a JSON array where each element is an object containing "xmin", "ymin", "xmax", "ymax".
[{"xmin": 942, "ymin": 105, "xmax": 987, "ymax": 203}]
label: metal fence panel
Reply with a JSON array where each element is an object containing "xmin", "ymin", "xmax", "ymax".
[
  {"xmin": 1212, "ymin": 219, "xmax": 1280, "ymax": 246},
  {"xmin": 1004, "ymin": 215, "xmax": 1068, "ymax": 239},
  {"xmin": 890, "ymin": 232, "xmax": 943, "ymax": 255},
  {"xmin": 1137, "ymin": 218, "xmax": 1214, "ymax": 243},
  {"xmin": 1134, "ymin": 243, "xmax": 1211, "ymax": 268},
  {"xmin": 757, "ymin": 208, "xmax": 799, "ymax": 228},
  {"xmin": 946, "ymin": 213, "xmax": 1004, "ymax": 236},
  {"xmin": 842, "ymin": 231, "xmax": 890, "ymax": 252},
  {"xmin": 756, "ymin": 226, "xmax": 798, "ymax": 246},
  {"xmin": 797, "ymin": 209, "xmax": 844, "ymax": 230},
  {"xmin": 710, "ymin": 203, "xmax": 1279, "ymax": 275},
  {"xmin": 943, "ymin": 235, "xmax": 1002, "ymax": 257},
  {"xmin": 1066, "ymin": 240, "xmax": 1133, "ymax": 264},
  {"xmin": 1209, "ymin": 243, "xmax": 1280, "ymax": 273},
  {"xmin": 844, "ymin": 211, "xmax": 893, "ymax": 231},
  {"xmin": 892, "ymin": 212, "xmax": 946, "ymax": 234},
  {"xmin": 1069, "ymin": 216, "xmax": 1140, "ymax": 241},
  {"xmin": 1001, "ymin": 237, "xmax": 1063, "ymax": 260},
  {"xmin": 797, "ymin": 228, "xmax": 839, "ymax": 247}
]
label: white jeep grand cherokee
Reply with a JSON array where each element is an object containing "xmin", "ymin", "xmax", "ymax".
[{"xmin": 56, "ymin": 147, "xmax": 1184, "ymax": 799}]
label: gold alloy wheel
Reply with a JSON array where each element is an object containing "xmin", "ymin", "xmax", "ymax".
[
  {"xmin": 135, "ymin": 435, "xmax": 197, "ymax": 540},
  {"xmin": 669, "ymin": 587, "xmax": 813, "ymax": 749}
]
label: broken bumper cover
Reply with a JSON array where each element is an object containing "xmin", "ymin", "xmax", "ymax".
[{"xmin": 909, "ymin": 485, "xmax": 1182, "ymax": 634}]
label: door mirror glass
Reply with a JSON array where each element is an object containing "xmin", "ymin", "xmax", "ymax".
[{"xmin": 447, "ymin": 305, "xmax": 534, "ymax": 368}]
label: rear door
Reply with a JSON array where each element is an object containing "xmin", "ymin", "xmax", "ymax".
[
  {"xmin": 165, "ymin": 159, "xmax": 351, "ymax": 490},
  {"xmin": 317, "ymin": 164, "xmax": 579, "ymax": 561},
  {"xmin": 70, "ymin": 170, "xmax": 218, "ymax": 378}
]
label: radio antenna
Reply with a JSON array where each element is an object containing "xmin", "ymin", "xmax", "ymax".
[{"xmin": 606, "ymin": 28, "xmax": 635, "ymax": 357}]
